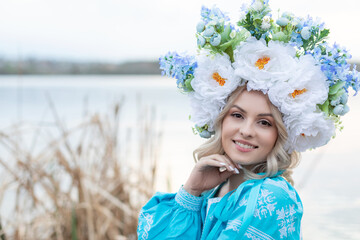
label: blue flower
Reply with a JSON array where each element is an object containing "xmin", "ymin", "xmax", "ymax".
[
  {"xmin": 200, "ymin": 5, "xmax": 230, "ymax": 25},
  {"xmin": 346, "ymin": 65, "xmax": 360, "ymax": 95},
  {"xmin": 290, "ymin": 32, "xmax": 303, "ymax": 48},
  {"xmin": 333, "ymin": 104, "xmax": 350, "ymax": 116},
  {"xmin": 197, "ymin": 35, "xmax": 206, "ymax": 47},
  {"xmin": 301, "ymin": 27, "xmax": 311, "ymax": 40},
  {"xmin": 203, "ymin": 26, "xmax": 215, "ymax": 37},
  {"xmin": 276, "ymin": 17, "xmax": 289, "ymax": 26},
  {"xmin": 199, "ymin": 130, "xmax": 212, "ymax": 138},
  {"xmin": 309, "ymin": 42, "xmax": 360, "ymax": 96},
  {"xmin": 210, "ymin": 33, "xmax": 221, "ymax": 46},
  {"xmin": 159, "ymin": 52, "xmax": 197, "ymax": 92},
  {"xmin": 340, "ymin": 92, "xmax": 348, "ymax": 104},
  {"xmin": 196, "ymin": 21, "xmax": 205, "ymax": 33}
]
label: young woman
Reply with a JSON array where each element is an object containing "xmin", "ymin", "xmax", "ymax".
[
  {"xmin": 138, "ymin": 1, "xmax": 359, "ymax": 239},
  {"xmin": 138, "ymin": 86, "xmax": 302, "ymax": 239}
]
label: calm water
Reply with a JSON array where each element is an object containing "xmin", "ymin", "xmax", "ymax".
[{"xmin": 0, "ymin": 75, "xmax": 359, "ymax": 239}]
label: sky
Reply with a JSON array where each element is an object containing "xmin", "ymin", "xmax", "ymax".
[{"xmin": 0, "ymin": 0, "xmax": 359, "ymax": 63}]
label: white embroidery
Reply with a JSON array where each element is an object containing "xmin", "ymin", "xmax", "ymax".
[
  {"xmin": 207, "ymin": 197, "xmax": 221, "ymax": 215},
  {"xmin": 239, "ymin": 196, "xmax": 248, "ymax": 207},
  {"xmin": 225, "ymin": 219, "xmax": 242, "ymax": 232},
  {"xmin": 276, "ymin": 204, "xmax": 297, "ymax": 238},
  {"xmin": 254, "ymin": 189, "xmax": 277, "ymax": 220},
  {"xmin": 225, "ymin": 220, "xmax": 275, "ymax": 240},
  {"xmin": 264, "ymin": 178, "xmax": 303, "ymax": 211},
  {"xmin": 138, "ymin": 212, "xmax": 154, "ymax": 240},
  {"xmin": 245, "ymin": 232, "xmax": 261, "ymax": 240}
]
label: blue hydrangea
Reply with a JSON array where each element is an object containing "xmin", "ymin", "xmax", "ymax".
[
  {"xmin": 200, "ymin": 6, "xmax": 230, "ymax": 25},
  {"xmin": 289, "ymin": 15, "xmax": 325, "ymax": 48},
  {"xmin": 302, "ymin": 15, "xmax": 325, "ymax": 30},
  {"xmin": 310, "ymin": 43, "xmax": 360, "ymax": 95},
  {"xmin": 159, "ymin": 52, "xmax": 197, "ymax": 92},
  {"xmin": 289, "ymin": 32, "xmax": 303, "ymax": 48},
  {"xmin": 346, "ymin": 66, "xmax": 360, "ymax": 95}
]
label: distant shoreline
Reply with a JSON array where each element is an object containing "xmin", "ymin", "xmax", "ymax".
[
  {"xmin": 1, "ymin": 58, "xmax": 359, "ymax": 75},
  {"xmin": 0, "ymin": 59, "xmax": 161, "ymax": 75}
]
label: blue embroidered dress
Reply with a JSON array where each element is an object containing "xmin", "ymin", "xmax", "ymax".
[{"xmin": 137, "ymin": 173, "xmax": 303, "ymax": 239}]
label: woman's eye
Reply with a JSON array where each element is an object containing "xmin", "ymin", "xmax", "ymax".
[
  {"xmin": 231, "ymin": 113, "xmax": 243, "ymax": 119},
  {"xmin": 259, "ymin": 120, "xmax": 272, "ymax": 126}
]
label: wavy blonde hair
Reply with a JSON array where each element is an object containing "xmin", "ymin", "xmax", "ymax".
[{"xmin": 193, "ymin": 85, "xmax": 300, "ymax": 185}]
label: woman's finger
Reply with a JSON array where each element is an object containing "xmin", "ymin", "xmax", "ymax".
[
  {"xmin": 202, "ymin": 157, "xmax": 239, "ymax": 174},
  {"xmin": 209, "ymin": 154, "xmax": 239, "ymax": 173}
]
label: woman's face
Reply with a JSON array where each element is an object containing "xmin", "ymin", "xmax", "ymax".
[{"xmin": 221, "ymin": 90, "xmax": 278, "ymax": 169}]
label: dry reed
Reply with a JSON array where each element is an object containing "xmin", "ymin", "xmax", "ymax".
[{"xmin": 0, "ymin": 96, "xmax": 163, "ymax": 239}]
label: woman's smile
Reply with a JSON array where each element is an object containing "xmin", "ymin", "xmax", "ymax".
[{"xmin": 233, "ymin": 139, "xmax": 258, "ymax": 152}]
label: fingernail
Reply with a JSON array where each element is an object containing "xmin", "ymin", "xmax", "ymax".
[
  {"xmin": 229, "ymin": 166, "xmax": 234, "ymax": 171},
  {"xmin": 220, "ymin": 162, "xmax": 227, "ymax": 166},
  {"xmin": 237, "ymin": 164, "xmax": 243, "ymax": 169},
  {"xmin": 219, "ymin": 166, "xmax": 227, "ymax": 172},
  {"xmin": 234, "ymin": 168, "xmax": 240, "ymax": 174}
]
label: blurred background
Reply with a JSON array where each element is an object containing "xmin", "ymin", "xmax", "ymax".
[{"xmin": 0, "ymin": 0, "xmax": 359, "ymax": 239}]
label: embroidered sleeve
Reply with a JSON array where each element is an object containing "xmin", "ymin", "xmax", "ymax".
[
  {"xmin": 137, "ymin": 187, "xmax": 203, "ymax": 240},
  {"xmin": 175, "ymin": 185, "xmax": 204, "ymax": 211}
]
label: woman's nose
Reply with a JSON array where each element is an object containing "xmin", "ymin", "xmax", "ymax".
[{"xmin": 239, "ymin": 121, "xmax": 254, "ymax": 138}]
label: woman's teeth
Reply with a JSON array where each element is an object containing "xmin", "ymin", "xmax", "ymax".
[{"xmin": 235, "ymin": 141, "xmax": 255, "ymax": 149}]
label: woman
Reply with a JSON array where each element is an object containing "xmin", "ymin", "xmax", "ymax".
[
  {"xmin": 138, "ymin": 86, "xmax": 302, "ymax": 239},
  {"xmin": 138, "ymin": 1, "xmax": 359, "ymax": 239}
]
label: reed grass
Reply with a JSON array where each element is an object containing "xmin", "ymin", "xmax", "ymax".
[{"xmin": 0, "ymin": 97, "xmax": 163, "ymax": 239}]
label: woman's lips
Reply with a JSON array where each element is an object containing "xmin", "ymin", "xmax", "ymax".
[{"xmin": 233, "ymin": 140, "xmax": 258, "ymax": 152}]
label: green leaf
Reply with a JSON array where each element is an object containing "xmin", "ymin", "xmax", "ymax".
[
  {"xmin": 220, "ymin": 24, "xmax": 231, "ymax": 43},
  {"xmin": 329, "ymin": 81, "xmax": 346, "ymax": 95},
  {"xmin": 320, "ymin": 29, "xmax": 330, "ymax": 39},
  {"xmin": 332, "ymin": 88, "xmax": 346, "ymax": 100},
  {"xmin": 219, "ymin": 40, "xmax": 233, "ymax": 51},
  {"xmin": 185, "ymin": 78, "xmax": 194, "ymax": 91},
  {"xmin": 224, "ymin": 46, "xmax": 234, "ymax": 63},
  {"xmin": 318, "ymin": 99, "xmax": 329, "ymax": 115}
]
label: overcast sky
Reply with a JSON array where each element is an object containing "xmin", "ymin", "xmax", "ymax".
[{"xmin": 0, "ymin": 0, "xmax": 359, "ymax": 62}]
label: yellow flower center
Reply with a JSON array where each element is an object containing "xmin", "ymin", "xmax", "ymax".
[
  {"xmin": 212, "ymin": 72, "xmax": 226, "ymax": 86},
  {"xmin": 291, "ymin": 89, "xmax": 307, "ymax": 98},
  {"xmin": 255, "ymin": 57, "xmax": 270, "ymax": 70}
]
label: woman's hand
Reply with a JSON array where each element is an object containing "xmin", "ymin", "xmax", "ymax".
[{"xmin": 183, "ymin": 154, "xmax": 240, "ymax": 196}]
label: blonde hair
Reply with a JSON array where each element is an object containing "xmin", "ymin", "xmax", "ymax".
[{"xmin": 193, "ymin": 85, "xmax": 300, "ymax": 185}]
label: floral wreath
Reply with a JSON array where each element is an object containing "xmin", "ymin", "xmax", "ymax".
[{"xmin": 159, "ymin": 0, "xmax": 360, "ymax": 153}]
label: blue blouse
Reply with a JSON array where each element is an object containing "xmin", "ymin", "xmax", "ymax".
[{"xmin": 137, "ymin": 173, "xmax": 303, "ymax": 240}]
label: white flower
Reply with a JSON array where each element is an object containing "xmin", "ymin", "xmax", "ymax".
[
  {"xmin": 190, "ymin": 50, "xmax": 243, "ymax": 129},
  {"xmin": 250, "ymin": 0, "xmax": 264, "ymax": 11},
  {"xmin": 268, "ymin": 55, "xmax": 329, "ymax": 115},
  {"xmin": 284, "ymin": 111, "xmax": 335, "ymax": 153},
  {"xmin": 192, "ymin": 50, "xmax": 242, "ymax": 103},
  {"xmin": 188, "ymin": 93, "xmax": 223, "ymax": 132},
  {"xmin": 261, "ymin": 17, "xmax": 271, "ymax": 30},
  {"xmin": 239, "ymin": 12, "xmax": 246, "ymax": 22},
  {"xmin": 233, "ymin": 38, "xmax": 297, "ymax": 93}
]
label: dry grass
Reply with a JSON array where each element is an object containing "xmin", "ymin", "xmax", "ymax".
[{"xmin": 0, "ymin": 97, "xmax": 163, "ymax": 239}]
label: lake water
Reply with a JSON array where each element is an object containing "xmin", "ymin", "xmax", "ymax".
[{"xmin": 0, "ymin": 75, "xmax": 359, "ymax": 239}]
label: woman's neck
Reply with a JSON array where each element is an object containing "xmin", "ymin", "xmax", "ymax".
[{"xmin": 216, "ymin": 171, "xmax": 246, "ymax": 198}]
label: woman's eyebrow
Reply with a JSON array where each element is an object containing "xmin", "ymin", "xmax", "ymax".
[{"xmin": 231, "ymin": 105, "xmax": 273, "ymax": 117}]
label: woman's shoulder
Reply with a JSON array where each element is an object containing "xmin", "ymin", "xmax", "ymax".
[
  {"xmin": 231, "ymin": 176, "xmax": 303, "ymax": 217},
  {"xmin": 252, "ymin": 176, "xmax": 303, "ymax": 220},
  {"xmin": 261, "ymin": 177, "xmax": 302, "ymax": 205}
]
